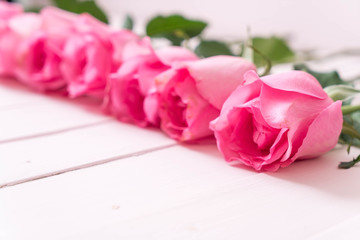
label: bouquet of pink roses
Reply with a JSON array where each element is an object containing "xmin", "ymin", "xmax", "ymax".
[{"xmin": 2, "ymin": 1, "xmax": 358, "ymax": 171}]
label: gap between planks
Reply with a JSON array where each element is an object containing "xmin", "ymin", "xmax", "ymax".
[
  {"xmin": 0, "ymin": 143, "xmax": 177, "ymax": 189},
  {"xmin": 0, "ymin": 118, "xmax": 114, "ymax": 145}
]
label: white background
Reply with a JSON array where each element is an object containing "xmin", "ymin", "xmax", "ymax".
[
  {"xmin": 97, "ymin": 0, "xmax": 360, "ymax": 51},
  {"xmin": 20, "ymin": 0, "xmax": 360, "ymax": 50}
]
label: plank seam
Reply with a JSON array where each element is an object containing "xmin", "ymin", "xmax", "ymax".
[
  {"xmin": 0, "ymin": 118, "xmax": 114, "ymax": 145},
  {"xmin": 0, "ymin": 143, "xmax": 177, "ymax": 189}
]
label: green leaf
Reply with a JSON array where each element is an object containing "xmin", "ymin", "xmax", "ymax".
[
  {"xmin": 161, "ymin": 34, "xmax": 183, "ymax": 46},
  {"xmin": 123, "ymin": 14, "xmax": 134, "ymax": 30},
  {"xmin": 194, "ymin": 40, "xmax": 233, "ymax": 58},
  {"xmin": 52, "ymin": 0, "xmax": 108, "ymax": 23},
  {"xmin": 342, "ymin": 105, "xmax": 360, "ymax": 115},
  {"xmin": 252, "ymin": 36, "xmax": 295, "ymax": 67},
  {"xmin": 338, "ymin": 155, "xmax": 360, "ymax": 169},
  {"xmin": 339, "ymin": 112, "xmax": 360, "ymax": 148},
  {"xmin": 324, "ymin": 85, "xmax": 360, "ymax": 101},
  {"xmin": 25, "ymin": 7, "xmax": 42, "ymax": 13},
  {"xmin": 146, "ymin": 14, "xmax": 207, "ymax": 45},
  {"xmin": 245, "ymin": 43, "xmax": 272, "ymax": 76},
  {"xmin": 293, "ymin": 64, "xmax": 349, "ymax": 88}
]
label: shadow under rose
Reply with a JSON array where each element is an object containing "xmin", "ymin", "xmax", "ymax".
[
  {"xmin": 178, "ymin": 140, "xmax": 222, "ymax": 158},
  {"xmin": 179, "ymin": 139, "xmax": 360, "ymax": 199},
  {"xmin": 265, "ymin": 147, "xmax": 360, "ymax": 198},
  {"xmin": 0, "ymin": 77, "xmax": 104, "ymax": 116},
  {"xmin": 178, "ymin": 140, "xmax": 263, "ymax": 174}
]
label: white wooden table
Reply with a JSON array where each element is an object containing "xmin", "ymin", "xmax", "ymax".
[{"xmin": 1, "ymin": 56, "xmax": 360, "ymax": 240}]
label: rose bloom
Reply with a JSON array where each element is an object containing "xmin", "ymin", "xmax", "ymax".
[
  {"xmin": 0, "ymin": 13, "xmax": 59, "ymax": 90},
  {"xmin": 54, "ymin": 8, "xmax": 138, "ymax": 98},
  {"xmin": 0, "ymin": 2, "xmax": 23, "ymax": 76},
  {"xmin": 104, "ymin": 38, "xmax": 198, "ymax": 127},
  {"xmin": 155, "ymin": 55, "xmax": 256, "ymax": 141},
  {"xmin": 13, "ymin": 12, "xmax": 68, "ymax": 91},
  {"xmin": 210, "ymin": 70, "xmax": 343, "ymax": 171},
  {"xmin": 1, "ymin": 7, "xmax": 73, "ymax": 90}
]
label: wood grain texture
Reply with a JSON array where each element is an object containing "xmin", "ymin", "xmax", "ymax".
[
  {"xmin": 0, "ymin": 121, "xmax": 176, "ymax": 186},
  {"xmin": 0, "ymin": 145, "xmax": 359, "ymax": 240},
  {"xmin": 0, "ymin": 80, "xmax": 110, "ymax": 143}
]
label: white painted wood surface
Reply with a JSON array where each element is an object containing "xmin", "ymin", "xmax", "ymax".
[{"xmin": 1, "ymin": 56, "xmax": 360, "ymax": 240}]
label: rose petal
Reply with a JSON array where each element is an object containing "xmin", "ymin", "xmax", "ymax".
[
  {"xmin": 292, "ymin": 100, "xmax": 343, "ymax": 160},
  {"xmin": 122, "ymin": 37, "xmax": 152, "ymax": 61},
  {"xmin": 216, "ymin": 79, "xmax": 262, "ymax": 119},
  {"xmin": 111, "ymin": 30, "xmax": 140, "ymax": 67},
  {"xmin": 40, "ymin": 6, "xmax": 77, "ymax": 33},
  {"xmin": 260, "ymin": 84, "xmax": 334, "ymax": 129},
  {"xmin": 178, "ymin": 77, "xmax": 219, "ymax": 140},
  {"xmin": 261, "ymin": 70, "xmax": 328, "ymax": 99},
  {"xmin": 14, "ymin": 32, "xmax": 64, "ymax": 91},
  {"xmin": 8, "ymin": 13, "xmax": 42, "ymax": 37},
  {"xmin": 75, "ymin": 13, "xmax": 110, "ymax": 39},
  {"xmin": 186, "ymin": 56, "xmax": 256, "ymax": 109},
  {"xmin": 63, "ymin": 33, "xmax": 112, "ymax": 97},
  {"xmin": 155, "ymin": 46, "xmax": 198, "ymax": 66},
  {"xmin": 137, "ymin": 55, "xmax": 168, "ymax": 94},
  {"xmin": 0, "ymin": 29, "xmax": 20, "ymax": 76},
  {"xmin": 211, "ymin": 107, "xmax": 255, "ymax": 161},
  {"xmin": 0, "ymin": 2, "xmax": 22, "ymax": 20},
  {"xmin": 144, "ymin": 90, "xmax": 160, "ymax": 126}
]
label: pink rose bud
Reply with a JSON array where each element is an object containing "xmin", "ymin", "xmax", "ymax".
[
  {"xmin": 59, "ymin": 11, "xmax": 139, "ymax": 98},
  {"xmin": 104, "ymin": 38, "xmax": 198, "ymax": 127},
  {"xmin": 210, "ymin": 70, "xmax": 343, "ymax": 171},
  {"xmin": 156, "ymin": 55, "xmax": 256, "ymax": 141}
]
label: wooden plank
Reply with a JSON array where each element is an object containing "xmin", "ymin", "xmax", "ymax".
[
  {"xmin": 0, "ymin": 86, "xmax": 112, "ymax": 143},
  {"xmin": 0, "ymin": 77, "xmax": 117, "ymax": 144},
  {"xmin": 0, "ymin": 102, "xmax": 110, "ymax": 143},
  {"xmin": 308, "ymin": 214, "xmax": 360, "ymax": 240},
  {"xmin": 0, "ymin": 145, "xmax": 359, "ymax": 240},
  {"xmin": 0, "ymin": 78, "xmax": 45, "ymax": 106},
  {"xmin": 0, "ymin": 121, "xmax": 175, "ymax": 185}
]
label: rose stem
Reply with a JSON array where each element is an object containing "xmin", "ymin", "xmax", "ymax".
[{"xmin": 341, "ymin": 105, "xmax": 360, "ymax": 115}]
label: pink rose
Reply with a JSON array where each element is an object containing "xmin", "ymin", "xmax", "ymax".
[
  {"xmin": 210, "ymin": 70, "xmax": 343, "ymax": 171},
  {"xmin": 104, "ymin": 38, "xmax": 198, "ymax": 126},
  {"xmin": 40, "ymin": 7, "xmax": 78, "ymax": 47},
  {"xmin": 0, "ymin": 25, "xmax": 18, "ymax": 76},
  {"xmin": 155, "ymin": 56, "xmax": 256, "ymax": 141},
  {"xmin": 3, "ymin": 11, "xmax": 69, "ymax": 91},
  {"xmin": 1, "ymin": 7, "xmax": 75, "ymax": 88},
  {"xmin": 111, "ymin": 30, "xmax": 142, "ymax": 69},
  {"xmin": 0, "ymin": 2, "xmax": 23, "ymax": 76},
  {"xmin": 0, "ymin": 13, "xmax": 44, "ymax": 80},
  {"xmin": 14, "ymin": 30, "xmax": 64, "ymax": 91},
  {"xmin": 0, "ymin": 2, "xmax": 22, "ymax": 21},
  {"xmin": 58, "ymin": 10, "xmax": 138, "ymax": 98}
]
